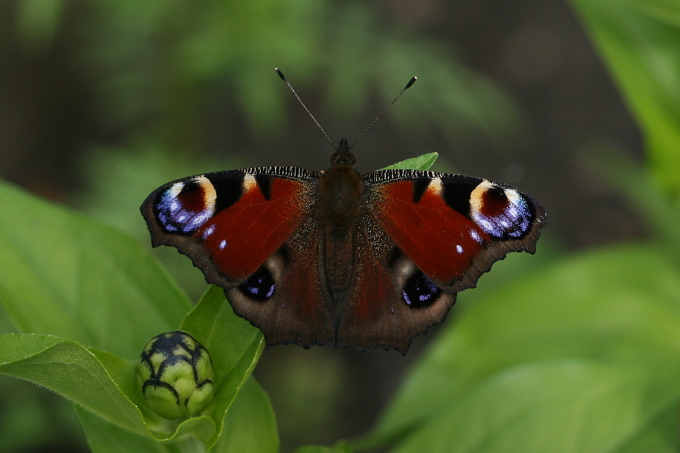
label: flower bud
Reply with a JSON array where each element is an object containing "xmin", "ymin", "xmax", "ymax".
[{"xmin": 137, "ymin": 331, "xmax": 214, "ymax": 419}]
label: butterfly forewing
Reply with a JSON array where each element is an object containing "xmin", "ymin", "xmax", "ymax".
[{"xmin": 141, "ymin": 167, "xmax": 319, "ymax": 287}]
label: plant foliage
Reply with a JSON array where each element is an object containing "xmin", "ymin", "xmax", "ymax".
[{"xmin": 2, "ymin": 0, "xmax": 680, "ymax": 451}]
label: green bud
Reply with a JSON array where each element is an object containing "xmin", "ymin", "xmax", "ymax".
[{"xmin": 137, "ymin": 331, "xmax": 214, "ymax": 419}]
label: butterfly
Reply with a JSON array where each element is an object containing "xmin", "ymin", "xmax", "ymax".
[{"xmin": 141, "ymin": 137, "xmax": 547, "ymax": 354}]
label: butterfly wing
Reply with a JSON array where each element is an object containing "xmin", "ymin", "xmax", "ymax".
[
  {"xmin": 140, "ymin": 167, "xmax": 335, "ymax": 346},
  {"xmin": 142, "ymin": 166, "xmax": 546, "ymax": 354},
  {"xmin": 223, "ymin": 215, "xmax": 338, "ymax": 348},
  {"xmin": 334, "ymin": 212, "xmax": 458, "ymax": 353},
  {"xmin": 335, "ymin": 169, "xmax": 547, "ymax": 353}
]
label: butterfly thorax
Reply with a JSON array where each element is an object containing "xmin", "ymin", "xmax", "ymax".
[{"xmin": 319, "ymin": 164, "xmax": 363, "ymax": 225}]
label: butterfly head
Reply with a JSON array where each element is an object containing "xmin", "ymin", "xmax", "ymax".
[{"xmin": 330, "ymin": 138, "xmax": 357, "ymax": 167}]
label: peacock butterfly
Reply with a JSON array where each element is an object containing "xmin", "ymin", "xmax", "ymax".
[{"xmin": 141, "ymin": 72, "xmax": 547, "ymax": 354}]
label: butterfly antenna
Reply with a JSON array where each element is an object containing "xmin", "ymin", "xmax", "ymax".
[
  {"xmin": 349, "ymin": 76, "xmax": 417, "ymax": 151},
  {"xmin": 275, "ymin": 68, "xmax": 336, "ymax": 151}
]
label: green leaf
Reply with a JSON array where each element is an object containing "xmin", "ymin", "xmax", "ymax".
[
  {"xmin": 0, "ymin": 293, "xmax": 269, "ymax": 448},
  {"xmin": 365, "ymin": 244, "xmax": 680, "ymax": 451},
  {"xmin": 380, "ymin": 152, "xmax": 438, "ymax": 171},
  {"xmin": 0, "ymin": 180, "xmax": 191, "ymax": 358},
  {"xmin": 177, "ymin": 285, "xmax": 267, "ymax": 448},
  {"xmin": 181, "ymin": 286, "xmax": 264, "ymax": 378},
  {"xmin": 0, "ymin": 183, "xmax": 269, "ymax": 448},
  {"xmin": 214, "ymin": 377, "xmax": 279, "ymax": 453},
  {"xmin": 389, "ymin": 362, "xmax": 679, "ymax": 453},
  {"xmin": 76, "ymin": 405, "xmax": 179, "ymax": 453},
  {"xmin": 0, "ymin": 334, "xmax": 145, "ymax": 435},
  {"xmin": 569, "ymin": 0, "xmax": 680, "ymax": 200},
  {"xmin": 293, "ymin": 440, "xmax": 352, "ymax": 453}
]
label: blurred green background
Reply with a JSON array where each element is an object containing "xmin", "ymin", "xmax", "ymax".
[{"xmin": 2, "ymin": 0, "xmax": 677, "ymax": 452}]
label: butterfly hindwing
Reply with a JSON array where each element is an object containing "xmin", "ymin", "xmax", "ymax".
[
  {"xmin": 224, "ymin": 217, "xmax": 337, "ymax": 348},
  {"xmin": 335, "ymin": 214, "xmax": 458, "ymax": 353}
]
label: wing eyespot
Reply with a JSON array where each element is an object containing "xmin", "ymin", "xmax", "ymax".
[
  {"xmin": 238, "ymin": 266, "xmax": 276, "ymax": 301},
  {"xmin": 469, "ymin": 181, "xmax": 534, "ymax": 239},
  {"xmin": 155, "ymin": 176, "xmax": 217, "ymax": 234},
  {"xmin": 402, "ymin": 271, "xmax": 441, "ymax": 308}
]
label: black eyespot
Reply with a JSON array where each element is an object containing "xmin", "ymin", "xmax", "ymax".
[
  {"xmin": 238, "ymin": 266, "xmax": 276, "ymax": 301},
  {"xmin": 402, "ymin": 271, "xmax": 441, "ymax": 308},
  {"xmin": 486, "ymin": 184, "xmax": 507, "ymax": 200}
]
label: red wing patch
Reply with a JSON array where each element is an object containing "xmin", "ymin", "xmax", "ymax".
[
  {"xmin": 199, "ymin": 176, "xmax": 310, "ymax": 279},
  {"xmin": 373, "ymin": 179, "xmax": 488, "ymax": 284},
  {"xmin": 141, "ymin": 169, "xmax": 318, "ymax": 286}
]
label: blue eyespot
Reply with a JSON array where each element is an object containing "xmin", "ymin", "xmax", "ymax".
[
  {"xmin": 155, "ymin": 178, "xmax": 216, "ymax": 234},
  {"xmin": 239, "ymin": 267, "xmax": 276, "ymax": 301},
  {"xmin": 402, "ymin": 271, "xmax": 441, "ymax": 308}
]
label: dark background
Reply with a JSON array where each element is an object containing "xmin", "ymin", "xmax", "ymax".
[{"xmin": 0, "ymin": 0, "xmax": 643, "ymax": 451}]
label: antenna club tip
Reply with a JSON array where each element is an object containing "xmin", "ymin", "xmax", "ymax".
[
  {"xmin": 275, "ymin": 68, "xmax": 286, "ymax": 81},
  {"xmin": 405, "ymin": 76, "xmax": 417, "ymax": 89}
]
